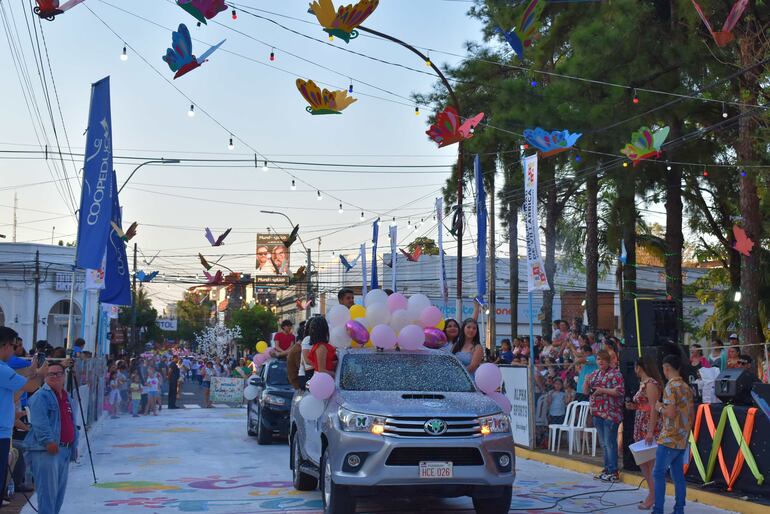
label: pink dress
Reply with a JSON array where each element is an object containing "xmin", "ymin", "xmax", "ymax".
[{"xmin": 633, "ymin": 378, "xmax": 662, "ymax": 442}]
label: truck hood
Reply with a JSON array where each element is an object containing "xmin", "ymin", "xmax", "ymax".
[{"xmin": 335, "ymin": 390, "xmax": 503, "ymax": 418}]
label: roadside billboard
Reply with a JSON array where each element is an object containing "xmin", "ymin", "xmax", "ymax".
[{"xmin": 256, "ymin": 233, "xmax": 290, "ymax": 286}]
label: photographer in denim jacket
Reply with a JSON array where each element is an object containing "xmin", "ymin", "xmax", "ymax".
[{"xmin": 24, "ymin": 361, "xmax": 79, "ymax": 514}]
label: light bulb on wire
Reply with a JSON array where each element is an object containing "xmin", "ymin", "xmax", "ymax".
[
  {"xmin": 415, "ymin": 106, "xmax": 420, "ymax": 116},
  {"xmin": 632, "ymin": 88, "xmax": 639, "ymax": 104},
  {"xmin": 187, "ymin": 104, "xmax": 195, "ymax": 117},
  {"xmin": 317, "ymin": 190, "xmax": 322, "ymax": 201},
  {"xmin": 120, "ymin": 45, "xmax": 128, "ymax": 61},
  {"xmin": 666, "ymin": 162, "xmax": 672, "ymax": 171},
  {"xmin": 338, "ymin": 203, "xmax": 344, "ymax": 214},
  {"xmin": 269, "ymin": 49, "xmax": 275, "ymax": 61},
  {"xmin": 262, "ymin": 160, "xmax": 268, "ymax": 172},
  {"xmin": 231, "ymin": 8, "xmax": 237, "ymax": 19},
  {"xmin": 291, "ymin": 179, "xmax": 296, "ymax": 191},
  {"xmin": 360, "ymin": 212, "xmax": 365, "ymax": 221},
  {"xmin": 722, "ymin": 103, "xmax": 728, "ymax": 118},
  {"xmin": 348, "ymin": 80, "xmax": 353, "ymax": 93},
  {"xmin": 227, "ymin": 137, "xmax": 234, "ymax": 150}
]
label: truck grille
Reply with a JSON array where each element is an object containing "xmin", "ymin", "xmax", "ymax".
[
  {"xmin": 382, "ymin": 416, "xmax": 481, "ymax": 438},
  {"xmin": 386, "ymin": 447, "xmax": 484, "ymax": 466}
]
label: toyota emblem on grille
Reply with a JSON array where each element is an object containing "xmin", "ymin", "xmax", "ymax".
[{"xmin": 424, "ymin": 418, "xmax": 447, "ymax": 435}]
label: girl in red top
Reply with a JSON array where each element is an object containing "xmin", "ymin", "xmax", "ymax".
[{"xmin": 306, "ymin": 317, "xmax": 337, "ymax": 376}]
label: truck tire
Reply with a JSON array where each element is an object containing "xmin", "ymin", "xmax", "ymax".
[
  {"xmin": 291, "ymin": 433, "xmax": 317, "ymax": 491},
  {"xmin": 472, "ymin": 485, "xmax": 512, "ymax": 514},
  {"xmin": 321, "ymin": 447, "xmax": 355, "ymax": 514}
]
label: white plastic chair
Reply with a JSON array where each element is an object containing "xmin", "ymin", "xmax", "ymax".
[
  {"xmin": 548, "ymin": 401, "xmax": 580, "ymax": 453},
  {"xmin": 535, "ymin": 395, "xmax": 548, "ymax": 428},
  {"xmin": 577, "ymin": 401, "xmax": 598, "ymax": 456}
]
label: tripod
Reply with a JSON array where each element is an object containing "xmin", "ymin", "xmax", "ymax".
[{"xmin": 67, "ymin": 365, "xmax": 97, "ymax": 484}]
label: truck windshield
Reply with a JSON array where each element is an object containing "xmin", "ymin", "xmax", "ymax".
[{"xmin": 339, "ymin": 353, "xmax": 475, "ymax": 392}]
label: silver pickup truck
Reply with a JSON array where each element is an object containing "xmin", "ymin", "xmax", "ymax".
[{"xmin": 290, "ymin": 350, "xmax": 515, "ymax": 514}]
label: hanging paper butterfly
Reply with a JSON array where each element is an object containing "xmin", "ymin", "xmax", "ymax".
[
  {"xmin": 495, "ymin": 0, "xmax": 545, "ymax": 60},
  {"xmin": 162, "ymin": 24, "xmax": 226, "ymax": 79},
  {"xmin": 339, "ymin": 253, "xmax": 361, "ymax": 272},
  {"xmin": 296, "ymin": 79, "xmax": 357, "ymax": 115},
  {"xmin": 426, "ymin": 106, "xmax": 485, "ymax": 148},
  {"xmin": 308, "ymin": 0, "xmax": 379, "ymax": 43},
  {"xmin": 620, "ymin": 126, "xmax": 670, "ymax": 166},
  {"xmin": 204, "ymin": 227, "xmax": 231, "ymax": 246},
  {"xmin": 691, "ymin": 0, "xmax": 748, "ymax": 47},
  {"xmin": 399, "ymin": 246, "xmax": 422, "ymax": 262},
  {"xmin": 135, "ymin": 270, "xmax": 159, "ymax": 283},
  {"xmin": 34, "ymin": 0, "xmax": 86, "ymax": 21},
  {"xmin": 283, "ymin": 224, "xmax": 300, "ymax": 247},
  {"xmin": 203, "ymin": 270, "xmax": 224, "ymax": 285},
  {"xmin": 523, "ymin": 128, "xmax": 582, "ymax": 158},
  {"xmin": 176, "ymin": 0, "xmax": 228, "ymax": 26},
  {"xmin": 111, "ymin": 221, "xmax": 138, "ymax": 242},
  {"xmin": 732, "ymin": 224, "xmax": 754, "ymax": 257}
]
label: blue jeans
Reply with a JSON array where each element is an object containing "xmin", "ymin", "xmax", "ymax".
[
  {"xmin": 27, "ymin": 446, "xmax": 72, "ymax": 514},
  {"xmin": 131, "ymin": 399, "xmax": 140, "ymax": 416},
  {"xmin": 653, "ymin": 444, "xmax": 686, "ymax": 514},
  {"xmin": 593, "ymin": 416, "xmax": 619, "ymax": 473}
]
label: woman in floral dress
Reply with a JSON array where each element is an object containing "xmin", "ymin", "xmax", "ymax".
[{"xmin": 625, "ymin": 357, "xmax": 663, "ymax": 510}]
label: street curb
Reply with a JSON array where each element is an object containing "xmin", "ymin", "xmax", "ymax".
[{"xmin": 516, "ymin": 447, "xmax": 763, "ymax": 514}]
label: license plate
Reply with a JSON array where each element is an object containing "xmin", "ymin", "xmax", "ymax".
[{"xmin": 419, "ymin": 461, "xmax": 453, "ymax": 479}]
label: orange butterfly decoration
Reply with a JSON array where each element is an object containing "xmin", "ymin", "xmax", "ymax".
[{"xmin": 732, "ymin": 224, "xmax": 754, "ymax": 257}]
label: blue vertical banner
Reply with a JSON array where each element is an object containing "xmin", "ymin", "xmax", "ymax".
[
  {"xmin": 360, "ymin": 243, "xmax": 368, "ymax": 297},
  {"xmin": 371, "ymin": 219, "xmax": 379, "ymax": 290},
  {"xmin": 100, "ymin": 169, "xmax": 132, "ymax": 306},
  {"xmin": 436, "ymin": 198, "xmax": 448, "ymax": 306},
  {"xmin": 475, "ymin": 155, "xmax": 487, "ymax": 304},
  {"xmin": 76, "ymin": 77, "xmax": 114, "ymax": 270},
  {"xmin": 389, "ymin": 223, "xmax": 397, "ymax": 292}
]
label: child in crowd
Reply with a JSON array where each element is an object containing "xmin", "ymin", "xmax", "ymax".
[
  {"xmin": 497, "ymin": 340, "xmax": 513, "ymax": 364},
  {"xmin": 108, "ymin": 370, "xmax": 121, "ymax": 419},
  {"xmin": 546, "ymin": 378, "xmax": 568, "ymax": 425},
  {"xmin": 130, "ymin": 374, "xmax": 142, "ymax": 417}
]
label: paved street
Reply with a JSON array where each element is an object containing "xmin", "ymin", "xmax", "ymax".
[{"xmin": 19, "ymin": 403, "xmax": 733, "ymax": 514}]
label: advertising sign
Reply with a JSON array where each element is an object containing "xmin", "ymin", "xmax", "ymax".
[
  {"xmin": 255, "ymin": 233, "xmax": 290, "ymax": 285},
  {"xmin": 156, "ymin": 319, "xmax": 178, "ymax": 331},
  {"xmin": 500, "ymin": 366, "xmax": 534, "ymax": 448},
  {"xmin": 523, "ymin": 154, "xmax": 549, "ymax": 292},
  {"xmin": 55, "ymin": 273, "xmax": 84, "ymax": 292},
  {"xmin": 210, "ymin": 377, "xmax": 245, "ymax": 403}
]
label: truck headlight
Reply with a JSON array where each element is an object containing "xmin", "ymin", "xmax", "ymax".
[
  {"xmin": 338, "ymin": 407, "xmax": 385, "ymax": 434},
  {"xmin": 263, "ymin": 393, "xmax": 286, "ymax": 406},
  {"xmin": 478, "ymin": 414, "xmax": 511, "ymax": 435}
]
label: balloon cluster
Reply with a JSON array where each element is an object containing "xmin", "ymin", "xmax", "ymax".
[
  {"xmin": 475, "ymin": 363, "xmax": 511, "ymax": 414},
  {"xmin": 243, "ymin": 340, "xmax": 271, "ymax": 400},
  {"xmin": 298, "ymin": 372, "xmax": 335, "ymax": 420},
  {"xmin": 326, "ymin": 291, "xmax": 448, "ymax": 351}
]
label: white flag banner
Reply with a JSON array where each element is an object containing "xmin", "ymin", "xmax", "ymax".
[{"xmin": 523, "ymin": 154, "xmax": 549, "ymax": 292}]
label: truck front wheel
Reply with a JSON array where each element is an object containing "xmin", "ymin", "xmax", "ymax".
[{"xmin": 472, "ymin": 485, "xmax": 512, "ymax": 514}]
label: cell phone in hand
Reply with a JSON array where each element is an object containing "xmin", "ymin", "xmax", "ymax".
[{"xmin": 35, "ymin": 352, "xmax": 46, "ymax": 367}]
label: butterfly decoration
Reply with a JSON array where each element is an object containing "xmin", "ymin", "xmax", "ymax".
[
  {"xmin": 111, "ymin": 221, "xmax": 138, "ymax": 242},
  {"xmin": 293, "ymin": 265, "xmax": 307, "ymax": 280},
  {"xmin": 691, "ymin": 0, "xmax": 748, "ymax": 47},
  {"xmin": 199, "ymin": 253, "xmax": 212, "ymax": 270},
  {"xmin": 620, "ymin": 126, "xmax": 670, "ymax": 166},
  {"xmin": 732, "ymin": 224, "xmax": 755, "ymax": 257},
  {"xmin": 308, "ymin": 0, "xmax": 379, "ymax": 43},
  {"xmin": 383, "ymin": 255, "xmax": 393, "ymax": 268},
  {"xmin": 523, "ymin": 128, "xmax": 582, "ymax": 158},
  {"xmin": 135, "ymin": 270, "xmax": 159, "ymax": 283},
  {"xmin": 203, "ymin": 270, "xmax": 224, "ymax": 285},
  {"xmin": 495, "ymin": 0, "xmax": 545, "ymax": 60},
  {"xmin": 34, "ymin": 0, "xmax": 86, "ymax": 21},
  {"xmin": 142, "ymin": 250, "xmax": 160, "ymax": 266},
  {"xmin": 284, "ymin": 224, "xmax": 300, "ymax": 247},
  {"xmin": 176, "ymin": 0, "xmax": 227, "ymax": 26},
  {"xmin": 426, "ymin": 106, "xmax": 485, "ymax": 148},
  {"xmin": 296, "ymin": 297, "xmax": 315, "ymax": 310},
  {"xmin": 204, "ymin": 227, "xmax": 231, "ymax": 246},
  {"xmin": 399, "ymin": 246, "xmax": 422, "ymax": 262},
  {"xmin": 339, "ymin": 254, "xmax": 361, "ymax": 272},
  {"xmin": 296, "ymin": 79, "xmax": 357, "ymax": 115},
  {"xmin": 162, "ymin": 24, "xmax": 226, "ymax": 79}
]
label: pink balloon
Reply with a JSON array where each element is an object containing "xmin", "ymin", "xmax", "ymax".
[
  {"xmin": 419, "ymin": 305, "xmax": 443, "ymax": 327},
  {"xmin": 475, "ymin": 363, "xmax": 503, "ymax": 394},
  {"xmin": 423, "ymin": 327, "xmax": 448, "ymax": 349},
  {"xmin": 370, "ymin": 324, "xmax": 397, "ymax": 350},
  {"xmin": 308, "ymin": 372, "xmax": 335, "ymax": 400},
  {"xmin": 398, "ymin": 324, "xmax": 425, "ymax": 351},
  {"xmin": 252, "ymin": 353, "xmax": 268, "ymax": 367},
  {"xmin": 345, "ymin": 320, "xmax": 369, "ymax": 345},
  {"xmin": 488, "ymin": 391, "xmax": 512, "ymax": 415},
  {"xmin": 386, "ymin": 292, "xmax": 408, "ymax": 313}
]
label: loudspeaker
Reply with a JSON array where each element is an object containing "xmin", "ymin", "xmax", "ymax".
[
  {"xmin": 716, "ymin": 368, "xmax": 758, "ymax": 406},
  {"xmin": 752, "ymin": 383, "xmax": 770, "ymax": 410},
  {"xmin": 622, "ymin": 299, "xmax": 678, "ymax": 347}
]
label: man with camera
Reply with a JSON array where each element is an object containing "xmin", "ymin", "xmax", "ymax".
[{"xmin": 0, "ymin": 327, "xmax": 49, "ymax": 506}]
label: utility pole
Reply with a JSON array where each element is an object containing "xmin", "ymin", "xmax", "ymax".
[
  {"xmin": 131, "ymin": 242, "xmax": 138, "ymax": 350},
  {"xmin": 51, "ymin": 226, "xmax": 55, "ymax": 245},
  {"xmin": 13, "ymin": 193, "xmax": 18, "ymax": 242},
  {"xmin": 306, "ymin": 248, "xmax": 312, "ymax": 320},
  {"xmin": 32, "ymin": 250, "xmax": 40, "ymax": 342},
  {"xmin": 488, "ymin": 169, "xmax": 496, "ymax": 351}
]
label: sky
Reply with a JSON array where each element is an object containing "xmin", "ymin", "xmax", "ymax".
[{"xmin": 0, "ymin": 0, "xmax": 491, "ymax": 309}]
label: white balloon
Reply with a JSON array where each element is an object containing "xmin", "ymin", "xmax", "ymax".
[
  {"xmin": 327, "ymin": 304, "xmax": 351, "ymax": 328},
  {"xmin": 365, "ymin": 288, "xmax": 388, "ymax": 307},
  {"xmin": 330, "ymin": 326, "xmax": 352, "ymax": 349},
  {"xmin": 408, "ymin": 293, "xmax": 431, "ymax": 313},
  {"xmin": 298, "ymin": 395, "xmax": 326, "ymax": 419},
  {"xmin": 390, "ymin": 309, "xmax": 411, "ymax": 334},
  {"xmin": 243, "ymin": 385, "xmax": 259, "ymax": 401},
  {"xmin": 366, "ymin": 302, "xmax": 391, "ymax": 326}
]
